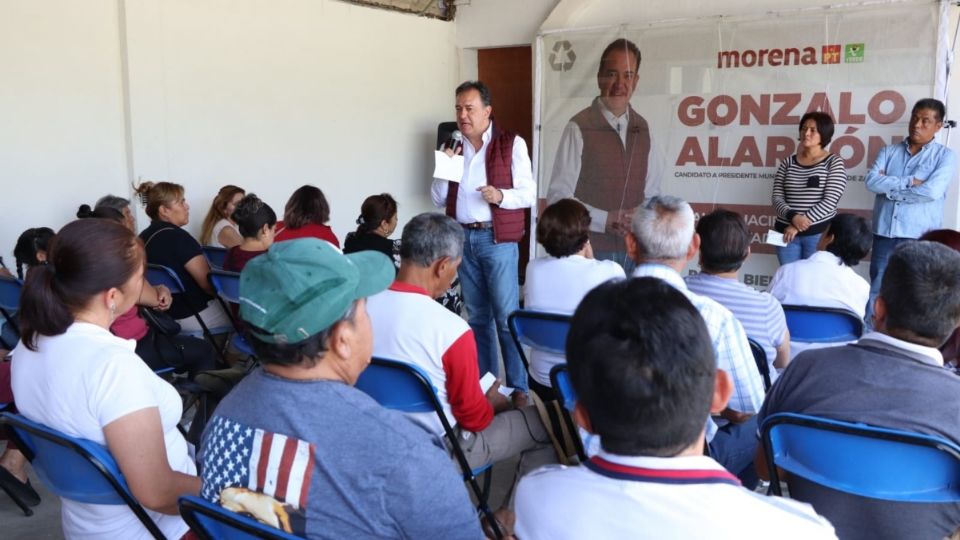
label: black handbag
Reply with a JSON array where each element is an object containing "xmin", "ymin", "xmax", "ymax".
[{"xmin": 139, "ymin": 306, "xmax": 181, "ymax": 336}]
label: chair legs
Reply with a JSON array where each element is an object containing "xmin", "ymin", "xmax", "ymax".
[{"xmin": 0, "ymin": 479, "xmax": 33, "ymax": 516}]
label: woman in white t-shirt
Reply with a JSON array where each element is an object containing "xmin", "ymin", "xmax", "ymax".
[
  {"xmin": 199, "ymin": 184, "xmax": 245, "ymax": 248},
  {"xmin": 525, "ymin": 199, "xmax": 625, "ymax": 399},
  {"xmin": 11, "ymin": 219, "xmax": 199, "ymax": 540}
]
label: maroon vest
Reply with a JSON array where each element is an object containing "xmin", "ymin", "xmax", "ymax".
[
  {"xmin": 572, "ymin": 99, "xmax": 650, "ymax": 252},
  {"xmin": 445, "ymin": 123, "xmax": 525, "ymax": 243}
]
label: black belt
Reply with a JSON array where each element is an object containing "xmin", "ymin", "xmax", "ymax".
[{"xmin": 462, "ymin": 221, "xmax": 493, "ymax": 230}]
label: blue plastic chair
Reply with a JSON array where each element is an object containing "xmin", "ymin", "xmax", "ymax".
[
  {"xmin": 146, "ymin": 264, "xmax": 229, "ymax": 363},
  {"xmin": 179, "ymin": 494, "xmax": 303, "ymax": 540},
  {"xmin": 207, "ymin": 269, "xmax": 257, "ymax": 358},
  {"xmin": 201, "ymin": 246, "xmax": 228, "ymax": 270},
  {"xmin": 549, "ymin": 363, "xmax": 587, "ymax": 461},
  {"xmin": 354, "ymin": 357, "xmax": 501, "ymax": 538},
  {"xmin": 0, "ymin": 412, "xmax": 165, "ymax": 538},
  {"xmin": 761, "ymin": 412, "xmax": 960, "ymax": 502},
  {"xmin": 0, "ymin": 275, "xmax": 22, "ymax": 343},
  {"xmin": 781, "ymin": 305, "xmax": 864, "ymax": 344},
  {"xmin": 507, "ymin": 309, "xmax": 571, "ymax": 371},
  {"xmin": 747, "ymin": 337, "xmax": 772, "ymax": 391}
]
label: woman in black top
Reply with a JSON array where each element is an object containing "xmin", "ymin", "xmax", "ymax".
[
  {"xmin": 771, "ymin": 111, "xmax": 847, "ymax": 265},
  {"xmin": 343, "ymin": 193, "xmax": 399, "ymax": 263}
]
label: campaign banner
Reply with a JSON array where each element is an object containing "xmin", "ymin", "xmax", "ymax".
[{"xmin": 535, "ymin": 0, "xmax": 945, "ymax": 286}]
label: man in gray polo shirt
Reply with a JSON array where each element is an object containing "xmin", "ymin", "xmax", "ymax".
[{"xmin": 757, "ymin": 241, "xmax": 960, "ymax": 540}]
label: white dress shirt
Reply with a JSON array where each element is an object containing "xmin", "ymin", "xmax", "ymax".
[
  {"xmin": 431, "ymin": 121, "xmax": 535, "ymax": 223},
  {"xmin": 546, "ymin": 99, "xmax": 662, "ymax": 232},
  {"xmin": 769, "ymin": 251, "xmax": 870, "ymax": 318}
]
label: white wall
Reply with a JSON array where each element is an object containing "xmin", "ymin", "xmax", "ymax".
[
  {"xmin": 0, "ymin": 0, "xmax": 129, "ymax": 271},
  {"xmin": 0, "ymin": 0, "xmax": 458, "ymax": 266}
]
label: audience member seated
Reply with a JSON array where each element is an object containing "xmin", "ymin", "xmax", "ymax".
[
  {"xmin": 11, "ymin": 219, "xmax": 199, "ymax": 539},
  {"xmin": 514, "ymin": 278, "xmax": 836, "ymax": 539},
  {"xmin": 135, "ymin": 181, "xmax": 231, "ymax": 333},
  {"xmin": 79, "ymin": 203, "xmax": 217, "ymax": 375},
  {"xmin": 223, "ymin": 194, "xmax": 277, "ymax": 272},
  {"xmin": 757, "ymin": 241, "xmax": 960, "ymax": 540},
  {"xmin": 343, "ymin": 193, "xmax": 400, "ymax": 265},
  {"xmin": 524, "ymin": 199, "xmax": 624, "ymax": 399},
  {"xmin": 685, "ymin": 209, "xmax": 790, "ymax": 381},
  {"xmin": 93, "ymin": 194, "xmax": 137, "ymax": 230},
  {"xmin": 366, "ymin": 213, "xmax": 557, "ymax": 477},
  {"xmin": 13, "ymin": 227, "xmax": 54, "ymax": 280},
  {"xmin": 199, "ymin": 238, "xmax": 482, "ymax": 539},
  {"xmin": 0, "ymin": 354, "xmax": 41, "ymax": 508},
  {"xmin": 918, "ymin": 228, "xmax": 960, "ymax": 372},
  {"xmin": 274, "ymin": 185, "xmax": 340, "ymax": 247},
  {"xmin": 199, "ymin": 185, "xmax": 245, "ymax": 248},
  {"xmin": 626, "ymin": 196, "xmax": 764, "ymax": 486},
  {"xmin": 769, "ymin": 213, "xmax": 871, "ymax": 318}
]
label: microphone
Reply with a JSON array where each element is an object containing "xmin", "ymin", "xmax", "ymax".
[{"xmin": 444, "ymin": 130, "xmax": 463, "ymax": 153}]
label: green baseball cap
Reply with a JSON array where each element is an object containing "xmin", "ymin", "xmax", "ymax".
[{"xmin": 239, "ymin": 238, "xmax": 394, "ymax": 344}]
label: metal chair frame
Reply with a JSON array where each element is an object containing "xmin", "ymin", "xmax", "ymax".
[
  {"xmin": 146, "ymin": 263, "xmax": 229, "ymax": 364},
  {"xmin": 747, "ymin": 337, "xmax": 772, "ymax": 391}
]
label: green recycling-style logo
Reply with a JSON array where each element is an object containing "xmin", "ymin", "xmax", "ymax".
[
  {"xmin": 844, "ymin": 43, "xmax": 865, "ymax": 63},
  {"xmin": 549, "ymin": 41, "xmax": 576, "ymax": 72}
]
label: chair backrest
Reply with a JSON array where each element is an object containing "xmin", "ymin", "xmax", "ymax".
[
  {"xmin": 549, "ymin": 364, "xmax": 577, "ymax": 413},
  {"xmin": 209, "ymin": 268, "xmax": 242, "ymax": 305},
  {"xmin": 781, "ymin": 305, "xmax": 864, "ymax": 343},
  {"xmin": 0, "ymin": 412, "xmax": 165, "ymax": 539},
  {"xmin": 179, "ymin": 495, "xmax": 303, "ymax": 540},
  {"xmin": 761, "ymin": 412, "xmax": 960, "ymax": 502},
  {"xmin": 354, "ymin": 357, "xmax": 440, "ymax": 415},
  {"xmin": 0, "ymin": 275, "xmax": 22, "ymax": 312},
  {"xmin": 202, "ymin": 246, "xmax": 228, "ymax": 269},
  {"xmin": 508, "ymin": 310, "xmax": 572, "ymax": 370},
  {"xmin": 747, "ymin": 337, "xmax": 772, "ymax": 391},
  {"xmin": 146, "ymin": 264, "xmax": 186, "ymax": 294}
]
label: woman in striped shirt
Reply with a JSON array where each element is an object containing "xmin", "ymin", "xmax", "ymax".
[{"xmin": 771, "ymin": 111, "xmax": 847, "ymax": 265}]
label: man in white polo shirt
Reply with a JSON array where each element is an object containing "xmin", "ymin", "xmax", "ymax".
[
  {"xmin": 514, "ymin": 278, "xmax": 836, "ymax": 539},
  {"xmin": 366, "ymin": 212, "xmax": 555, "ymax": 477}
]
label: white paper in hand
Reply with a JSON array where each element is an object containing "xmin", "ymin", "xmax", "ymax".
[
  {"xmin": 433, "ymin": 150, "xmax": 464, "ymax": 182},
  {"xmin": 766, "ymin": 230, "xmax": 788, "ymax": 247},
  {"xmin": 479, "ymin": 372, "xmax": 497, "ymax": 393}
]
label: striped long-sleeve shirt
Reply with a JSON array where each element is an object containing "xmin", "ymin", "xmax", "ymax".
[{"xmin": 771, "ymin": 153, "xmax": 847, "ymax": 235}]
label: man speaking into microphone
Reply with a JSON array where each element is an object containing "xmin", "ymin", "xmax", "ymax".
[{"xmin": 430, "ymin": 80, "xmax": 536, "ymax": 405}]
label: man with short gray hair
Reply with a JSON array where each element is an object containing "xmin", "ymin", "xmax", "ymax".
[
  {"xmin": 366, "ymin": 213, "xmax": 556, "ymax": 477},
  {"xmin": 757, "ymin": 240, "xmax": 960, "ymax": 540},
  {"xmin": 626, "ymin": 196, "xmax": 764, "ymax": 485}
]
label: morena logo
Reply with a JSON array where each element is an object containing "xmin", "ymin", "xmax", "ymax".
[{"xmin": 717, "ymin": 44, "xmax": 864, "ymax": 68}]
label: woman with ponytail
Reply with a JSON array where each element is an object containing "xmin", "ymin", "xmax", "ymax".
[
  {"xmin": 134, "ymin": 181, "xmax": 230, "ymax": 333},
  {"xmin": 343, "ymin": 193, "xmax": 399, "ymax": 263},
  {"xmin": 11, "ymin": 219, "xmax": 199, "ymax": 539}
]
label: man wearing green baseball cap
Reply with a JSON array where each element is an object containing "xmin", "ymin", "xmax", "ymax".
[{"xmin": 197, "ymin": 238, "xmax": 483, "ymax": 539}]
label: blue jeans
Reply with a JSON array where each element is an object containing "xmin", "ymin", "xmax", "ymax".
[
  {"xmin": 775, "ymin": 233, "xmax": 822, "ymax": 265},
  {"xmin": 459, "ymin": 228, "xmax": 527, "ymax": 393},
  {"xmin": 709, "ymin": 416, "xmax": 760, "ymax": 489},
  {"xmin": 865, "ymin": 235, "xmax": 910, "ymax": 330}
]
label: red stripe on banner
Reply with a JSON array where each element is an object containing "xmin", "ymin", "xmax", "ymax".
[
  {"xmin": 590, "ymin": 456, "xmax": 740, "ymax": 482},
  {"xmin": 256, "ymin": 432, "xmax": 273, "ymax": 491},
  {"xmin": 299, "ymin": 443, "xmax": 315, "ymax": 509},
  {"xmin": 274, "ymin": 437, "xmax": 299, "ymax": 502}
]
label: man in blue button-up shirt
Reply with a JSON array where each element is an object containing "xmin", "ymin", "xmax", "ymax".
[{"xmin": 864, "ymin": 98, "xmax": 956, "ymax": 328}]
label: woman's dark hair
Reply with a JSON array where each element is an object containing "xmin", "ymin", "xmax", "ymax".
[
  {"xmin": 232, "ymin": 194, "xmax": 277, "ymax": 238},
  {"xmin": 696, "ymin": 209, "xmax": 750, "ymax": 273},
  {"xmin": 824, "ymin": 213, "xmax": 872, "ymax": 267},
  {"xmin": 799, "ymin": 111, "xmax": 835, "ymax": 147},
  {"xmin": 19, "ymin": 219, "xmax": 145, "ymax": 351},
  {"xmin": 536, "ymin": 199, "xmax": 591, "ymax": 258},
  {"xmin": 356, "ymin": 193, "xmax": 398, "ymax": 234},
  {"xmin": 919, "ymin": 229, "xmax": 960, "ymax": 253},
  {"xmin": 13, "ymin": 227, "xmax": 55, "ymax": 280},
  {"xmin": 77, "ymin": 204, "xmax": 125, "ymax": 223},
  {"xmin": 283, "ymin": 185, "xmax": 331, "ymax": 229}
]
